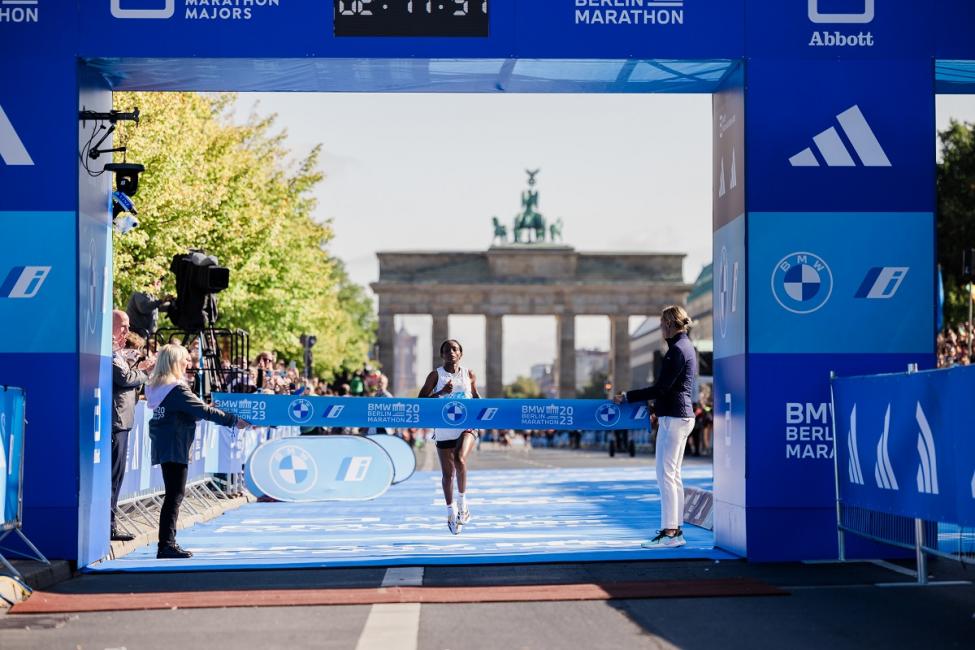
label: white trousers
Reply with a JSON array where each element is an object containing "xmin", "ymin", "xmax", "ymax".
[{"xmin": 656, "ymin": 416, "xmax": 696, "ymax": 530}]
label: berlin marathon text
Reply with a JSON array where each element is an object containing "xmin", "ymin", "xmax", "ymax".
[
  {"xmin": 185, "ymin": 0, "xmax": 280, "ymax": 21},
  {"xmin": 575, "ymin": 0, "xmax": 684, "ymax": 26}
]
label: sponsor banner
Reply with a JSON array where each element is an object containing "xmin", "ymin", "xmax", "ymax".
[
  {"xmin": 713, "ymin": 64, "xmax": 744, "ymax": 230},
  {"xmin": 0, "ymin": 212, "xmax": 76, "ymax": 353},
  {"xmin": 746, "ymin": 352, "xmax": 933, "ymax": 510},
  {"xmin": 746, "ymin": 0, "xmax": 934, "ymax": 59},
  {"xmin": 0, "ymin": 54, "xmax": 78, "ymax": 211},
  {"xmin": 515, "ymin": 0, "xmax": 743, "ymax": 59},
  {"xmin": 367, "ymin": 433, "xmax": 416, "ymax": 484},
  {"xmin": 833, "ymin": 365, "xmax": 975, "ymax": 526},
  {"xmin": 749, "ymin": 211, "xmax": 934, "ymax": 354},
  {"xmin": 0, "ymin": 387, "xmax": 25, "ymax": 529},
  {"xmin": 713, "ymin": 214, "xmax": 746, "ymax": 359},
  {"xmin": 245, "ymin": 435, "xmax": 394, "ymax": 502},
  {"xmin": 212, "ymin": 393, "xmax": 649, "ymax": 431},
  {"xmin": 745, "ymin": 58, "xmax": 933, "ymax": 213},
  {"xmin": 936, "ymin": 0, "xmax": 975, "ymax": 59}
]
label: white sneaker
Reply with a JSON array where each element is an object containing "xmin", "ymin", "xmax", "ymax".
[
  {"xmin": 457, "ymin": 507, "xmax": 471, "ymax": 526},
  {"xmin": 447, "ymin": 515, "xmax": 460, "ymax": 535},
  {"xmin": 641, "ymin": 530, "xmax": 686, "ymax": 549}
]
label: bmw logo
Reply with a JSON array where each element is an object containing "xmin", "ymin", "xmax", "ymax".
[
  {"xmin": 442, "ymin": 401, "xmax": 468, "ymax": 426},
  {"xmin": 288, "ymin": 398, "xmax": 314, "ymax": 424},
  {"xmin": 771, "ymin": 252, "xmax": 833, "ymax": 314},
  {"xmin": 595, "ymin": 403, "xmax": 622, "ymax": 428},
  {"xmin": 269, "ymin": 445, "xmax": 317, "ymax": 494}
]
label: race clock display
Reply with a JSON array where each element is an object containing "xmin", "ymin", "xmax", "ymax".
[{"xmin": 334, "ymin": 1, "xmax": 488, "ymax": 37}]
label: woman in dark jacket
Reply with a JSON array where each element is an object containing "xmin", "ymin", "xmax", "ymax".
[
  {"xmin": 146, "ymin": 344, "xmax": 248, "ymax": 559},
  {"xmin": 615, "ymin": 305, "xmax": 698, "ymax": 549}
]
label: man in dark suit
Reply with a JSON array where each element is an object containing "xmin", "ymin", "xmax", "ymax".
[{"xmin": 111, "ymin": 310, "xmax": 155, "ymax": 541}]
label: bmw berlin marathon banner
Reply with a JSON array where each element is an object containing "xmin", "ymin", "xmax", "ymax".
[
  {"xmin": 212, "ymin": 393, "xmax": 649, "ymax": 432},
  {"xmin": 833, "ymin": 366, "xmax": 975, "ymax": 527}
]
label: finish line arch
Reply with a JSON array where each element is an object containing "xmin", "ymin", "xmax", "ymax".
[{"xmin": 1, "ymin": 1, "xmax": 974, "ymax": 566}]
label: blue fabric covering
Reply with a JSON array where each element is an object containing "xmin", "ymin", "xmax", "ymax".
[
  {"xmin": 86, "ymin": 466, "xmax": 735, "ymax": 572},
  {"xmin": 936, "ymin": 60, "xmax": 975, "ymax": 94},
  {"xmin": 86, "ymin": 58, "xmax": 734, "ymax": 94}
]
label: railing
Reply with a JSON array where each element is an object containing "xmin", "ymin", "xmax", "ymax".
[
  {"xmin": 0, "ymin": 386, "xmax": 49, "ymax": 599},
  {"xmin": 831, "ymin": 364, "xmax": 975, "ymax": 585}
]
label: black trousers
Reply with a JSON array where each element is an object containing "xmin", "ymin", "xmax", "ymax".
[
  {"xmin": 158, "ymin": 462, "xmax": 188, "ymax": 547},
  {"xmin": 110, "ymin": 429, "xmax": 129, "ymax": 533}
]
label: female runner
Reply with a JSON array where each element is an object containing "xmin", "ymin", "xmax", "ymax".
[{"xmin": 419, "ymin": 339, "xmax": 481, "ymax": 534}]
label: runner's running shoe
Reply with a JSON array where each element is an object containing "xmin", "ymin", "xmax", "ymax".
[
  {"xmin": 447, "ymin": 514, "xmax": 460, "ymax": 535},
  {"xmin": 457, "ymin": 507, "xmax": 471, "ymax": 526},
  {"xmin": 640, "ymin": 530, "xmax": 685, "ymax": 549}
]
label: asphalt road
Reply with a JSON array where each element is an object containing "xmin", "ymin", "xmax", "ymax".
[{"xmin": 2, "ymin": 446, "xmax": 974, "ymax": 650}]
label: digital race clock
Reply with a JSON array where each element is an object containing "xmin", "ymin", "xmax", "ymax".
[{"xmin": 334, "ymin": 1, "xmax": 488, "ymax": 37}]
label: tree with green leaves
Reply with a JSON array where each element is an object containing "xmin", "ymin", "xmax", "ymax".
[
  {"xmin": 111, "ymin": 92, "xmax": 374, "ymax": 379},
  {"xmin": 937, "ymin": 119, "xmax": 975, "ymax": 328},
  {"xmin": 503, "ymin": 375, "xmax": 543, "ymax": 399}
]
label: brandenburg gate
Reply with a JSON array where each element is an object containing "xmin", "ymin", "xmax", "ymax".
[
  {"xmin": 372, "ymin": 172, "xmax": 691, "ymax": 397},
  {"xmin": 372, "ymin": 245, "xmax": 691, "ymax": 397}
]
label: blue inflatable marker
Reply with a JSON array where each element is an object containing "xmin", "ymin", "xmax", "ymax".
[
  {"xmin": 245, "ymin": 436, "xmax": 394, "ymax": 502},
  {"xmin": 366, "ymin": 434, "xmax": 416, "ymax": 484}
]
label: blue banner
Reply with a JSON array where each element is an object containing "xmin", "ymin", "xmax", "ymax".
[
  {"xmin": 0, "ymin": 387, "xmax": 25, "ymax": 530},
  {"xmin": 212, "ymin": 393, "xmax": 649, "ymax": 431},
  {"xmin": 245, "ymin": 436, "xmax": 394, "ymax": 502},
  {"xmin": 833, "ymin": 365, "xmax": 975, "ymax": 527}
]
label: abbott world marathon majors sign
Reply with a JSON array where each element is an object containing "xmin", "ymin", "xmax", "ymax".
[{"xmin": 1, "ymin": 0, "xmax": 973, "ymax": 565}]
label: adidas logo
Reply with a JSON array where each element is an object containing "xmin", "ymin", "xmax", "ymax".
[{"xmin": 789, "ymin": 105, "xmax": 890, "ymax": 168}]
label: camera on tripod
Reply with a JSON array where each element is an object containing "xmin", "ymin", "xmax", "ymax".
[{"xmin": 168, "ymin": 250, "xmax": 229, "ymax": 332}]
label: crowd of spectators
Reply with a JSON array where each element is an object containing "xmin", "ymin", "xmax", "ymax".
[{"xmin": 938, "ymin": 323, "xmax": 973, "ymax": 368}]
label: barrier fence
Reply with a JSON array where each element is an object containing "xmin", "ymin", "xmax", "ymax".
[
  {"xmin": 117, "ymin": 402, "xmax": 301, "ymax": 506},
  {"xmin": 831, "ymin": 365, "xmax": 975, "ymax": 583},
  {"xmin": 0, "ymin": 387, "xmax": 49, "ymax": 588}
]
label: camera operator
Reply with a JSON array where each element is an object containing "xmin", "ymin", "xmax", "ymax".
[
  {"xmin": 126, "ymin": 277, "xmax": 173, "ymax": 341},
  {"xmin": 111, "ymin": 310, "xmax": 155, "ymax": 542}
]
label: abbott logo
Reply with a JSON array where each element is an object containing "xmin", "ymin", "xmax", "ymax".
[
  {"xmin": 855, "ymin": 267, "xmax": 909, "ymax": 299},
  {"xmin": 789, "ymin": 105, "xmax": 891, "ymax": 168},
  {"xmin": 874, "ymin": 404, "xmax": 899, "ymax": 491},
  {"xmin": 0, "ymin": 266, "xmax": 50, "ymax": 299},
  {"xmin": 111, "ymin": 0, "xmax": 174, "ymax": 19},
  {"xmin": 809, "ymin": 0, "xmax": 874, "ymax": 24}
]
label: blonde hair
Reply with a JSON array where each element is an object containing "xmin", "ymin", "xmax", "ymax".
[
  {"xmin": 149, "ymin": 343, "xmax": 191, "ymax": 387},
  {"xmin": 661, "ymin": 305, "xmax": 692, "ymax": 333}
]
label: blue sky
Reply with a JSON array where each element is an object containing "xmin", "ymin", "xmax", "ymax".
[{"xmin": 235, "ymin": 93, "xmax": 975, "ymax": 391}]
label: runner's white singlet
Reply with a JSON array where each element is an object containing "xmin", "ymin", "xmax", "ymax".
[{"xmin": 433, "ymin": 365, "xmax": 472, "ymax": 442}]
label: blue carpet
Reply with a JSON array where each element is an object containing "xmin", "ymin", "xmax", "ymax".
[{"xmin": 86, "ymin": 465, "xmax": 736, "ymax": 572}]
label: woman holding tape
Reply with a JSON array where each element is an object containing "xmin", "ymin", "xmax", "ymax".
[
  {"xmin": 615, "ymin": 305, "xmax": 698, "ymax": 549},
  {"xmin": 146, "ymin": 344, "xmax": 249, "ymax": 559},
  {"xmin": 419, "ymin": 339, "xmax": 481, "ymax": 535}
]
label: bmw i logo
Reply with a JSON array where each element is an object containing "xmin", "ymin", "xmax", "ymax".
[
  {"xmin": 269, "ymin": 445, "xmax": 317, "ymax": 494},
  {"xmin": 595, "ymin": 403, "xmax": 622, "ymax": 428},
  {"xmin": 288, "ymin": 398, "xmax": 314, "ymax": 424},
  {"xmin": 771, "ymin": 251, "xmax": 833, "ymax": 314},
  {"xmin": 442, "ymin": 401, "xmax": 468, "ymax": 426}
]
